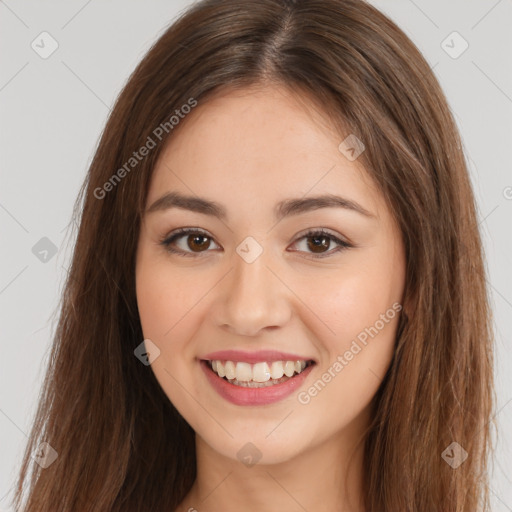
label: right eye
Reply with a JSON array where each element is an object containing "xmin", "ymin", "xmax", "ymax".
[{"xmin": 160, "ymin": 227, "xmax": 221, "ymax": 257}]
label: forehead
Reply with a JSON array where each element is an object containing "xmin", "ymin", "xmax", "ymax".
[{"xmin": 147, "ymin": 85, "xmax": 383, "ymax": 220}]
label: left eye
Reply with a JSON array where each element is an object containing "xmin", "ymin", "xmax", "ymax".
[
  {"xmin": 290, "ymin": 229, "xmax": 351, "ymax": 257},
  {"xmin": 160, "ymin": 228, "xmax": 351, "ymax": 258}
]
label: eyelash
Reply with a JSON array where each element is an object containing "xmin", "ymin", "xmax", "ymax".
[{"xmin": 159, "ymin": 227, "xmax": 352, "ymax": 259}]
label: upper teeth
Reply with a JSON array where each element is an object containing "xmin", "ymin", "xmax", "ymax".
[{"xmin": 211, "ymin": 360, "xmax": 308, "ymax": 382}]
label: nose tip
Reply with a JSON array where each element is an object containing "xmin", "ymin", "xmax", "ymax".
[{"xmin": 215, "ymin": 252, "xmax": 292, "ymax": 337}]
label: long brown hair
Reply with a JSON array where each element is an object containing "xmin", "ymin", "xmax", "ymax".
[{"xmin": 12, "ymin": 0, "xmax": 494, "ymax": 510}]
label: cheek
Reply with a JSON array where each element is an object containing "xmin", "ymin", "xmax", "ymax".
[
  {"xmin": 135, "ymin": 247, "xmax": 217, "ymax": 398},
  {"xmin": 300, "ymin": 260, "xmax": 402, "ymax": 352},
  {"xmin": 135, "ymin": 253, "xmax": 207, "ymax": 424},
  {"xmin": 136, "ymin": 248, "xmax": 203, "ymax": 341},
  {"xmin": 136, "ymin": 267, "xmax": 172, "ymax": 341},
  {"xmin": 310, "ymin": 278, "xmax": 399, "ymax": 382},
  {"xmin": 295, "ymin": 246, "xmax": 403, "ymax": 420},
  {"xmin": 298, "ymin": 286, "xmax": 400, "ymax": 427},
  {"xmin": 295, "ymin": 254, "xmax": 402, "ymax": 400}
]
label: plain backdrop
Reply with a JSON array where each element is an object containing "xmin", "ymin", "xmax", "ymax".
[{"xmin": 1, "ymin": 0, "xmax": 511, "ymax": 510}]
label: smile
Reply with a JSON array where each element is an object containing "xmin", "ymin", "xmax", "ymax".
[
  {"xmin": 208, "ymin": 359, "xmax": 313, "ymax": 387},
  {"xmin": 200, "ymin": 357, "xmax": 316, "ymax": 406}
]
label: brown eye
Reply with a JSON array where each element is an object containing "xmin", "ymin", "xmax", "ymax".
[
  {"xmin": 161, "ymin": 228, "xmax": 220, "ymax": 257},
  {"xmin": 290, "ymin": 229, "xmax": 352, "ymax": 258},
  {"xmin": 306, "ymin": 234, "xmax": 331, "ymax": 253},
  {"xmin": 186, "ymin": 234, "xmax": 211, "ymax": 252}
]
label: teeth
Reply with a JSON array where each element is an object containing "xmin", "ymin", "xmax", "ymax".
[
  {"xmin": 209, "ymin": 359, "xmax": 310, "ymax": 383},
  {"xmin": 283, "ymin": 361, "xmax": 296, "ymax": 377},
  {"xmin": 217, "ymin": 361, "xmax": 226, "ymax": 378},
  {"xmin": 235, "ymin": 362, "xmax": 252, "ymax": 381},
  {"xmin": 252, "ymin": 362, "xmax": 271, "ymax": 382},
  {"xmin": 270, "ymin": 361, "xmax": 284, "ymax": 379},
  {"xmin": 225, "ymin": 361, "xmax": 236, "ymax": 380}
]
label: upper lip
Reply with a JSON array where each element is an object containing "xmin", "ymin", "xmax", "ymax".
[{"xmin": 200, "ymin": 350, "xmax": 316, "ymax": 364}]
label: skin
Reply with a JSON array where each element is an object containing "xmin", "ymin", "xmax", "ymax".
[{"xmin": 135, "ymin": 84, "xmax": 406, "ymax": 512}]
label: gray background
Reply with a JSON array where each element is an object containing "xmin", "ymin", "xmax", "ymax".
[{"xmin": 1, "ymin": 0, "xmax": 511, "ymax": 509}]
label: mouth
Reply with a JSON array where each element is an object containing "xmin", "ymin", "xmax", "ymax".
[
  {"xmin": 204, "ymin": 359, "xmax": 316, "ymax": 388},
  {"xmin": 199, "ymin": 358, "xmax": 316, "ymax": 405}
]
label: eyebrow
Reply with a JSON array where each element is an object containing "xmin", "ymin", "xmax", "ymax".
[{"xmin": 146, "ymin": 191, "xmax": 376, "ymax": 220}]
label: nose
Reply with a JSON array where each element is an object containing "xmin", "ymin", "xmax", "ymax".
[{"xmin": 213, "ymin": 249, "xmax": 292, "ymax": 337}]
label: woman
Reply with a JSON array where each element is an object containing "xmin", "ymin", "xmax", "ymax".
[{"xmin": 13, "ymin": 0, "xmax": 494, "ymax": 510}]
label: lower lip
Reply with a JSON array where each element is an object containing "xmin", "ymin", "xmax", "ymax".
[{"xmin": 199, "ymin": 359, "xmax": 315, "ymax": 406}]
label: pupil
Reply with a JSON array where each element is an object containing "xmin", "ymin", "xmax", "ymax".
[
  {"xmin": 189, "ymin": 235, "xmax": 209, "ymax": 251},
  {"xmin": 308, "ymin": 236, "xmax": 329, "ymax": 253}
]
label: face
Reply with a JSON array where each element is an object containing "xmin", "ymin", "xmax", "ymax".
[{"xmin": 135, "ymin": 85, "xmax": 406, "ymax": 465}]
